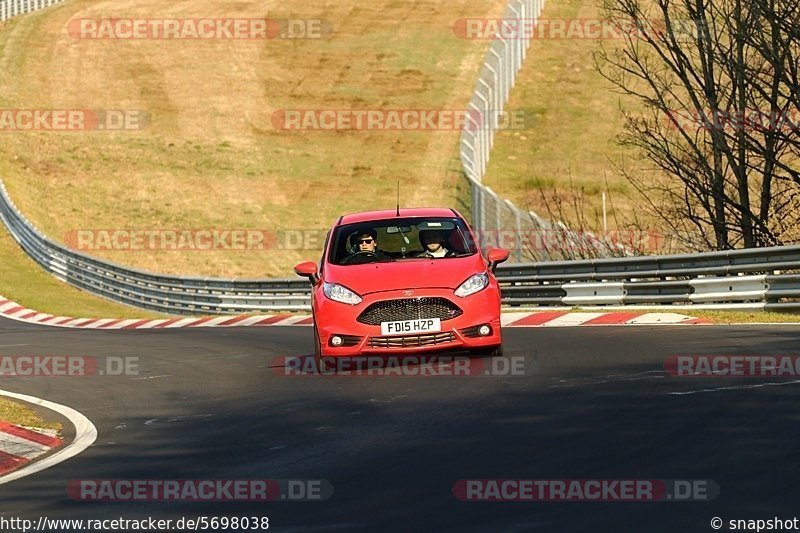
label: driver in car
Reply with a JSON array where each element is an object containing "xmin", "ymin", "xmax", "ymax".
[{"xmin": 351, "ymin": 230, "xmax": 391, "ymax": 261}]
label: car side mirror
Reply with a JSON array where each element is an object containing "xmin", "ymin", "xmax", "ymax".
[
  {"xmin": 294, "ymin": 261, "xmax": 319, "ymax": 283},
  {"xmin": 486, "ymin": 247, "xmax": 509, "ymax": 273}
]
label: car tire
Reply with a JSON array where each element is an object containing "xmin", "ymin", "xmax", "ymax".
[
  {"xmin": 469, "ymin": 344, "xmax": 503, "ymax": 357},
  {"xmin": 489, "ymin": 344, "xmax": 504, "ymax": 357},
  {"xmin": 313, "ymin": 325, "xmax": 329, "ymax": 374}
]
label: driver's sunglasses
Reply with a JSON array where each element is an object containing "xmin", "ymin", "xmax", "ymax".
[{"xmin": 358, "ymin": 238, "xmax": 374, "ymax": 244}]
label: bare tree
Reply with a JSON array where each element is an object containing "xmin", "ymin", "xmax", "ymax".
[{"xmin": 595, "ymin": 0, "xmax": 800, "ymax": 250}]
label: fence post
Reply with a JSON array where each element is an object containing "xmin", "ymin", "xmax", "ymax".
[{"xmin": 1, "ymin": 0, "xmax": 62, "ymax": 21}]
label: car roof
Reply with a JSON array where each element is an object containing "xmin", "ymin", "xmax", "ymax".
[{"xmin": 338, "ymin": 208, "xmax": 462, "ymax": 226}]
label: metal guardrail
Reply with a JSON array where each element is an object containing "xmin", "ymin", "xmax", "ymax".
[
  {"xmin": 0, "ymin": 0, "xmax": 64, "ymax": 21},
  {"xmin": 458, "ymin": 0, "xmax": 624, "ymax": 261},
  {"xmin": 0, "ymin": 182, "xmax": 311, "ymax": 315},
  {"xmin": 3, "ymin": 178, "xmax": 800, "ymax": 312},
  {"xmin": 496, "ymin": 249, "xmax": 800, "ymax": 310}
]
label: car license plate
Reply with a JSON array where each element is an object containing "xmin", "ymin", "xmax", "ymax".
[{"xmin": 380, "ymin": 318, "xmax": 441, "ymax": 336}]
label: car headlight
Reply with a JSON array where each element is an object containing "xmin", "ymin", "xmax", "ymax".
[
  {"xmin": 323, "ymin": 282, "xmax": 363, "ymax": 305},
  {"xmin": 454, "ymin": 272, "xmax": 489, "ymax": 297}
]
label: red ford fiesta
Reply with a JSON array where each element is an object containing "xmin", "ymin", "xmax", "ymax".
[{"xmin": 294, "ymin": 208, "xmax": 509, "ymax": 371}]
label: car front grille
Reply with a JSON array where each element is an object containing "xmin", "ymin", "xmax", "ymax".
[
  {"xmin": 367, "ymin": 332, "xmax": 456, "ymax": 349},
  {"xmin": 459, "ymin": 325, "xmax": 481, "ymax": 338},
  {"xmin": 357, "ymin": 298, "xmax": 462, "ymax": 325}
]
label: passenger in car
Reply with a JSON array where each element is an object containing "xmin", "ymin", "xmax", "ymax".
[{"xmin": 417, "ymin": 230, "xmax": 456, "ymax": 258}]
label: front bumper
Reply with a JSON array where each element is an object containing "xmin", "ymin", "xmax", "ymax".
[{"xmin": 314, "ymin": 287, "xmax": 502, "ymax": 357}]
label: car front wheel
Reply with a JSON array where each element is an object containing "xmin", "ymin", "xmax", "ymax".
[
  {"xmin": 469, "ymin": 344, "xmax": 503, "ymax": 357},
  {"xmin": 313, "ymin": 325, "xmax": 330, "ymax": 374},
  {"xmin": 489, "ymin": 344, "xmax": 503, "ymax": 357}
]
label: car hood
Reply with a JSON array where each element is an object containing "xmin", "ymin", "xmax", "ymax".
[{"xmin": 324, "ymin": 255, "xmax": 486, "ymax": 295}]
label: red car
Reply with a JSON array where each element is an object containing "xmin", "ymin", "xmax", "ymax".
[{"xmin": 294, "ymin": 208, "xmax": 509, "ymax": 371}]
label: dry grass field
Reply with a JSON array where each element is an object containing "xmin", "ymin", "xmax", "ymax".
[{"xmin": 0, "ymin": 0, "xmax": 506, "ymax": 291}]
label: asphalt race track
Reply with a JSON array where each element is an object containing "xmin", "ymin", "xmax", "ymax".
[{"xmin": 1, "ymin": 316, "xmax": 799, "ymax": 532}]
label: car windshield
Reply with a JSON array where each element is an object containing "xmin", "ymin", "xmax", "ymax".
[{"xmin": 328, "ymin": 217, "xmax": 478, "ymax": 265}]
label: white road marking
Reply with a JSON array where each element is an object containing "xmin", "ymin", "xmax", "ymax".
[
  {"xmin": 0, "ymin": 302, "xmax": 19, "ymax": 313},
  {"xmin": 60, "ymin": 318, "xmax": 95, "ymax": 327},
  {"xmin": 38, "ymin": 316, "xmax": 73, "ymax": 325},
  {"xmin": 272, "ymin": 316, "xmax": 310, "ymax": 326},
  {"xmin": 501, "ymin": 312, "xmax": 536, "ymax": 326},
  {"xmin": 541, "ymin": 312, "xmax": 607, "ymax": 327},
  {"xmin": 229, "ymin": 316, "xmax": 273, "ymax": 327},
  {"xmin": 82, "ymin": 318, "xmax": 117, "ymax": 328},
  {"xmin": 200, "ymin": 316, "xmax": 237, "ymax": 327},
  {"xmin": 135, "ymin": 319, "xmax": 172, "ymax": 329},
  {"xmin": 669, "ymin": 379, "xmax": 800, "ymax": 395},
  {"xmin": 102, "ymin": 319, "xmax": 143, "ymax": 329},
  {"xmin": 0, "ymin": 389, "xmax": 97, "ymax": 485},
  {"xmin": 626, "ymin": 313, "xmax": 694, "ymax": 324},
  {"xmin": 163, "ymin": 318, "xmax": 200, "ymax": 328}
]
